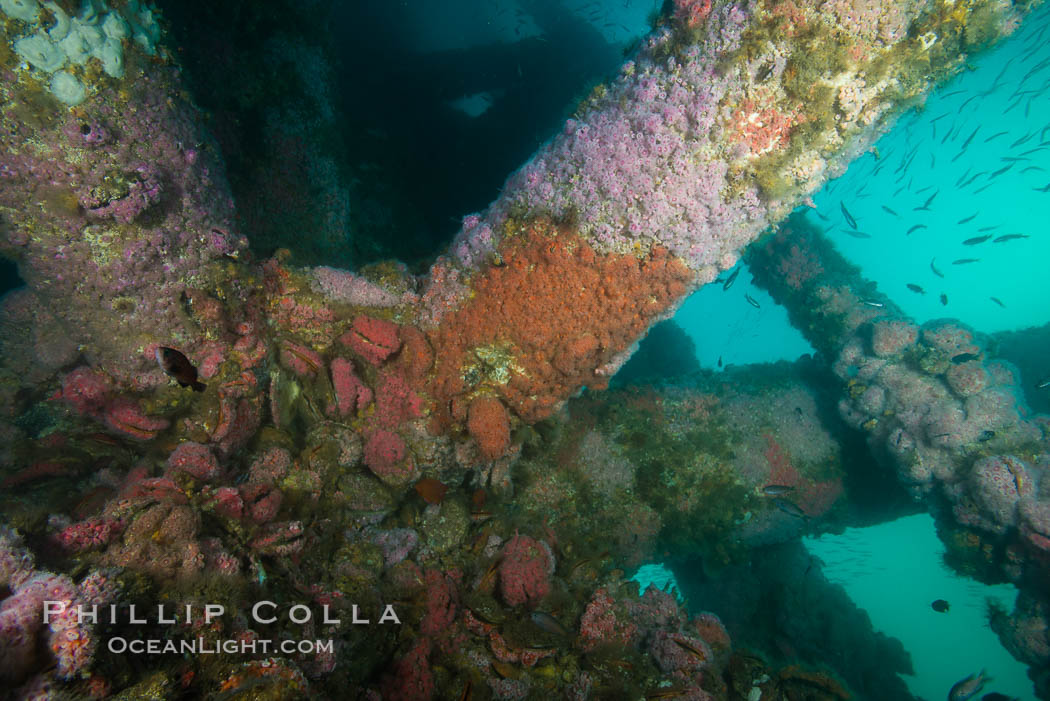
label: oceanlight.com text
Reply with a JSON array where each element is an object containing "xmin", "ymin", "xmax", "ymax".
[{"xmin": 107, "ymin": 637, "xmax": 335, "ymax": 656}]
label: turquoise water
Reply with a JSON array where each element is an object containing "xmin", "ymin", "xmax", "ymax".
[
  {"xmin": 674, "ymin": 271, "xmax": 815, "ymax": 369},
  {"xmin": 806, "ymin": 515, "xmax": 1032, "ymax": 701},
  {"xmin": 815, "ymin": 10, "xmax": 1050, "ymax": 334},
  {"xmin": 633, "ymin": 513, "xmax": 1034, "ymax": 701}
]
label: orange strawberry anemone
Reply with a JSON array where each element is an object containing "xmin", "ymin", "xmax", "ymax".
[{"xmin": 426, "ymin": 218, "xmax": 691, "ymax": 439}]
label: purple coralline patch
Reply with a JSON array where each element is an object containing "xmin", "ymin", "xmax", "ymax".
[
  {"xmin": 80, "ymin": 165, "xmax": 163, "ymax": 224},
  {"xmin": 311, "ymin": 266, "xmax": 402, "ymax": 307},
  {"xmin": 63, "ymin": 117, "xmax": 111, "ymax": 147},
  {"xmin": 870, "ymin": 318, "xmax": 918, "ymax": 357},
  {"xmin": 368, "ymin": 527, "xmax": 419, "ymax": 568},
  {"xmin": 969, "ymin": 455, "xmax": 1034, "ymax": 528},
  {"xmin": 946, "ymin": 361, "xmax": 989, "ymax": 397},
  {"xmin": 921, "ymin": 321, "xmax": 981, "ymax": 357},
  {"xmin": 435, "ymin": 2, "xmax": 767, "ymax": 283},
  {"xmin": 0, "ymin": 62, "xmax": 248, "ymax": 387}
]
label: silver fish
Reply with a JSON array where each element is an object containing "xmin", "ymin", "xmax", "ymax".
[
  {"xmin": 762, "ymin": 484, "xmax": 795, "ymax": 496},
  {"xmin": 773, "ymin": 498, "xmax": 808, "ymax": 520},
  {"xmin": 949, "ymin": 670, "xmax": 988, "ymax": 701},
  {"xmin": 530, "ymin": 611, "xmax": 570, "ymax": 637}
]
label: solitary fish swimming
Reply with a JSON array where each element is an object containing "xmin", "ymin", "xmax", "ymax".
[
  {"xmin": 530, "ymin": 611, "xmax": 571, "ymax": 637},
  {"xmin": 949, "ymin": 670, "xmax": 989, "ymax": 701},
  {"xmin": 931, "ymin": 599, "xmax": 950, "ymax": 613},
  {"xmin": 773, "ymin": 498, "xmax": 807, "ymax": 520},
  {"xmin": 155, "ymin": 347, "xmax": 206, "ymax": 392},
  {"xmin": 761, "ymin": 484, "xmax": 795, "ymax": 496}
]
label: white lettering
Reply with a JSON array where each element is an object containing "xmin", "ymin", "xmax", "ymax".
[
  {"xmin": 288, "ymin": 604, "xmax": 311, "ymax": 624},
  {"xmin": 76, "ymin": 604, "xmax": 98, "ymax": 625},
  {"xmin": 129, "ymin": 604, "xmax": 146, "ymax": 624},
  {"xmin": 108, "ymin": 636, "xmax": 127, "ymax": 653},
  {"xmin": 351, "ymin": 604, "xmax": 369, "ymax": 624},
  {"xmin": 204, "ymin": 604, "xmax": 224, "ymax": 624},
  {"xmin": 322, "ymin": 605, "xmax": 340, "ymax": 625},
  {"xmin": 157, "ymin": 605, "xmax": 176, "ymax": 624},
  {"xmin": 378, "ymin": 605, "xmax": 401, "ymax": 624},
  {"xmin": 252, "ymin": 601, "xmax": 277, "ymax": 624},
  {"xmin": 43, "ymin": 601, "xmax": 66, "ymax": 624}
]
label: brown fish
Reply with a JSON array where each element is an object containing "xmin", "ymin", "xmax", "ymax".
[
  {"xmin": 415, "ymin": 478, "xmax": 448, "ymax": 504},
  {"xmin": 155, "ymin": 347, "xmax": 206, "ymax": 392},
  {"xmin": 530, "ymin": 611, "xmax": 571, "ymax": 637},
  {"xmin": 671, "ymin": 637, "xmax": 710, "ymax": 662},
  {"xmin": 491, "ymin": 660, "xmax": 521, "ymax": 679}
]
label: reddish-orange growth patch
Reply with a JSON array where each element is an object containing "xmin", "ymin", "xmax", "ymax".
[
  {"xmin": 340, "ymin": 315, "xmax": 401, "ymax": 366},
  {"xmin": 395, "ymin": 325, "xmax": 434, "ymax": 382},
  {"xmin": 731, "ymin": 98, "xmax": 802, "ymax": 156},
  {"xmin": 467, "ymin": 396, "xmax": 511, "ymax": 460},
  {"xmin": 767, "ymin": 0, "xmax": 808, "ymax": 35},
  {"xmin": 427, "ymin": 219, "xmax": 691, "ymax": 429}
]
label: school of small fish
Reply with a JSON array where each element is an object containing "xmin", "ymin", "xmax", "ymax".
[{"xmin": 808, "ymin": 28, "xmax": 1050, "ymax": 324}]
